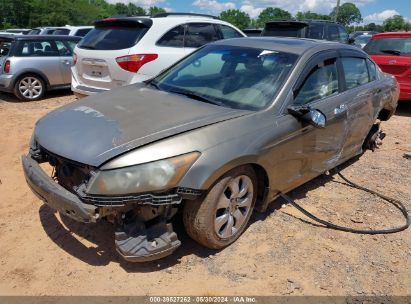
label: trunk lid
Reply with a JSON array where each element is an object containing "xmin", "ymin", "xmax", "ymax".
[{"xmin": 73, "ymin": 18, "xmax": 152, "ymax": 90}]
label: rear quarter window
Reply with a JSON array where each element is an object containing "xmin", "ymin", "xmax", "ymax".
[
  {"xmin": 0, "ymin": 41, "xmax": 12, "ymax": 56},
  {"xmin": 78, "ymin": 26, "xmax": 148, "ymax": 50},
  {"xmin": 157, "ymin": 25, "xmax": 185, "ymax": 47}
]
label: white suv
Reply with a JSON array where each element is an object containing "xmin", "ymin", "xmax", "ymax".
[
  {"xmin": 71, "ymin": 13, "xmax": 245, "ymax": 96},
  {"xmin": 53, "ymin": 26, "xmax": 93, "ymax": 37}
]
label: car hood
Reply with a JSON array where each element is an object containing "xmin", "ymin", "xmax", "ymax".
[{"xmin": 34, "ymin": 84, "xmax": 250, "ymax": 167}]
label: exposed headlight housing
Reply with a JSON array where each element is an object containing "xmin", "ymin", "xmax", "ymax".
[{"xmin": 86, "ymin": 152, "xmax": 200, "ymax": 195}]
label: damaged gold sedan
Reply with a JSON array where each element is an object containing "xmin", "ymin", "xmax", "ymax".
[{"xmin": 22, "ymin": 37, "xmax": 399, "ymax": 262}]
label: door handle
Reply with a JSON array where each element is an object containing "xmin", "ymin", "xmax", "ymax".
[
  {"xmin": 61, "ymin": 60, "xmax": 71, "ymax": 65},
  {"xmin": 334, "ymin": 104, "xmax": 348, "ymax": 116}
]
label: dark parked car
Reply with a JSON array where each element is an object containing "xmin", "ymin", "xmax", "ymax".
[
  {"xmin": 0, "ymin": 34, "xmax": 80, "ymax": 100},
  {"xmin": 243, "ymin": 28, "xmax": 262, "ymax": 37},
  {"xmin": 262, "ymin": 20, "xmax": 349, "ymax": 43},
  {"xmin": 349, "ymin": 30, "xmax": 379, "ymax": 40},
  {"xmin": 22, "ymin": 37, "xmax": 399, "ymax": 262},
  {"xmin": 364, "ymin": 32, "xmax": 411, "ymax": 100}
]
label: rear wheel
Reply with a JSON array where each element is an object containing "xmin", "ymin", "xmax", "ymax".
[
  {"xmin": 183, "ymin": 166, "xmax": 257, "ymax": 249},
  {"xmin": 14, "ymin": 74, "xmax": 45, "ymax": 101}
]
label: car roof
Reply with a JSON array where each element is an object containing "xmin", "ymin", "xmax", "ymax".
[
  {"xmin": 211, "ymin": 37, "xmax": 349, "ymax": 55},
  {"xmin": 5, "ymin": 35, "xmax": 82, "ymax": 41},
  {"xmin": 372, "ymin": 32, "xmax": 411, "ymax": 39},
  {"xmin": 265, "ymin": 20, "xmax": 341, "ymax": 26}
]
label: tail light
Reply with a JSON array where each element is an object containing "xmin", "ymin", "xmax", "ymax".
[
  {"xmin": 73, "ymin": 53, "xmax": 77, "ymax": 65},
  {"xmin": 3, "ymin": 60, "xmax": 10, "ymax": 73},
  {"xmin": 115, "ymin": 54, "xmax": 158, "ymax": 73}
]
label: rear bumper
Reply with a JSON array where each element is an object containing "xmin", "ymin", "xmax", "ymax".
[
  {"xmin": 22, "ymin": 155, "xmax": 98, "ymax": 223},
  {"xmin": 0, "ymin": 74, "xmax": 15, "ymax": 92}
]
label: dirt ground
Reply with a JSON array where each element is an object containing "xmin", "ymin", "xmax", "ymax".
[{"xmin": 0, "ymin": 89, "xmax": 410, "ymax": 296}]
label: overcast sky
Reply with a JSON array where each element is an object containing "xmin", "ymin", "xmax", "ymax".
[{"xmin": 106, "ymin": 0, "xmax": 410, "ymax": 24}]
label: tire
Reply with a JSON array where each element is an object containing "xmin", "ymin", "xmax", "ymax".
[
  {"xmin": 14, "ymin": 74, "xmax": 46, "ymax": 101},
  {"xmin": 183, "ymin": 166, "xmax": 257, "ymax": 249}
]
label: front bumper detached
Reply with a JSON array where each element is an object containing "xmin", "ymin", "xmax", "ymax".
[
  {"xmin": 22, "ymin": 155, "xmax": 98, "ymax": 223},
  {"xmin": 22, "ymin": 154, "xmax": 182, "ymax": 261}
]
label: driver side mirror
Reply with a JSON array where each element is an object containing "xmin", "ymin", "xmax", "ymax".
[
  {"xmin": 348, "ymin": 38, "xmax": 355, "ymax": 45},
  {"xmin": 288, "ymin": 106, "xmax": 326, "ymax": 128}
]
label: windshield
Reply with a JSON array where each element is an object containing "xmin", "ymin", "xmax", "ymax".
[
  {"xmin": 78, "ymin": 25, "xmax": 148, "ymax": 50},
  {"xmin": 152, "ymin": 45, "xmax": 298, "ymax": 111},
  {"xmin": 364, "ymin": 37, "xmax": 411, "ymax": 56},
  {"xmin": 356, "ymin": 35, "xmax": 371, "ymax": 44}
]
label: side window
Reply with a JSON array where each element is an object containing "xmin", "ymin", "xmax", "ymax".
[
  {"xmin": 65, "ymin": 40, "xmax": 78, "ymax": 52},
  {"xmin": 17, "ymin": 40, "xmax": 58, "ymax": 57},
  {"xmin": 157, "ymin": 25, "xmax": 185, "ymax": 47},
  {"xmin": 75, "ymin": 28, "xmax": 91, "ymax": 37},
  {"xmin": 341, "ymin": 57, "xmax": 369, "ymax": 89},
  {"xmin": 367, "ymin": 58, "xmax": 377, "ymax": 81},
  {"xmin": 307, "ymin": 24, "xmax": 324, "ymax": 40},
  {"xmin": 185, "ymin": 23, "xmax": 219, "ymax": 48},
  {"xmin": 338, "ymin": 27, "xmax": 348, "ymax": 42},
  {"xmin": 328, "ymin": 26, "xmax": 340, "ymax": 41},
  {"xmin": 56, "ymin": 41, "xmax": 72, "ymax": 56},
  {"xmin": 294, "ymin": 58, "xmax": 339, "ymax": 105},
  {"xmin": 219, "ymin": 25, "xmax": 243, "ymax": 39}
]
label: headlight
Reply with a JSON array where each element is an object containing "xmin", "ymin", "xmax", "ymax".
[{"xmin": 86, "ymin": 152, "xmax": 200, "ymax": 195}]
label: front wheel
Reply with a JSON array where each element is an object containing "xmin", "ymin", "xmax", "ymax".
[
  {"xmin": 14, "ymin": 75, "xmax": 45, "ymax": 101},
  {"xmin": 183, "ymin": 166, "xmax": 257, "ymax": 249}
]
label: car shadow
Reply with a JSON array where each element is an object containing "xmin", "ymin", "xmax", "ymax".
[
  {"xmin": 39, "ymin": 204, "xmax": 216, "ymax": 272},
  {"xmin": 395, "ymin": 101, "xmax": 411, "ymax": 118},
  {"xmin": 39, "ymin": 156, "xmax": 362, "ymax": 272},
  {"xmin": 0, "ymin": 88, "xmax": 73, "ymax": 103}
]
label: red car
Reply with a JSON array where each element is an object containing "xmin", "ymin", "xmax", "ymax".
[{"xmin": 364, "ymin": 32, "xmax": 411, "ymax": 100}]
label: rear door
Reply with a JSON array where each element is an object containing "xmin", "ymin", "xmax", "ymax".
[
  {"xmin": 15, "ymin": 39, "xmax": 64, "ymax": 85},
  {"xmin": 56, "ymin": 40, "xmax": 77, "ymax": 84},
  {"xmin": 73, "ymin": 19, "xmax": 151, "ymax": 90},
  {"xmin": 338, "ymin": 51, "xmax": 377, "ymax": 157}
]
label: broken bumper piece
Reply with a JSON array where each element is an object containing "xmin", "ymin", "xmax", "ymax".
[
  {"xmin": 21, "ymin": 155, "xmax": 98, "ymax": 223},
  {"xmin": 115, "ymin": 220, "xmax": 181, "ymax": 262}
]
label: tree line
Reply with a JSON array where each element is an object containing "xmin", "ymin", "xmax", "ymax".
[
  {"xmin": 0, "ymin": 0, "xmax": 409, "ymax": 33},
  {"xmin": 0, "ymin": 0, "xmax": 165, "ymax": 29}
]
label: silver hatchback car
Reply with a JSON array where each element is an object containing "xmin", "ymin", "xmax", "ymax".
[{"xmin": 0, "ymin": 34, "xmax": 80, "ymax": 101}]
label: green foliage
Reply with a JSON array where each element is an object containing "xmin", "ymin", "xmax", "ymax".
[
  {"xmin": 383, "ymin": 15, "xmax": 407, "ymax": 32},
  {"xmin": 220, "ymin": 9, "xmax": 250, "ymax": 30},
  {"xmin": 149, "ymin": 6, "xmax": 166, "ymax": 16},
  {"xmin": 295, "ymin": 11, "xmax": 331, "ymax": 21},
  {"xmin": 330, "ymin": 2, "xmax": 362, "ymax": 26},
  {"xmin": 0, "ymin": 0, "xmax": 147, "ymax": 29},
  {"xmin": 256, "ymin": 7, "xmax": 292, "ymax": 27}
]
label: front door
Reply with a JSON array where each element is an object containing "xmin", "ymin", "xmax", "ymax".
[{"xmin": 266, "ymin": 52, "xmax": 350, "ymax": 193}]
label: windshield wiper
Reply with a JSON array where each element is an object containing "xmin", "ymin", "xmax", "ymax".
[
  {"xmin": 381, "ymin": 49, "xmax": 401, "ymax": 56},
  {"xmin": 148, "ymin": 81, "xmax": 160, "ymax": 90},
  {"xmin": 168, "ymin": 89, "xmax": 221, "ymax": 106}
]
